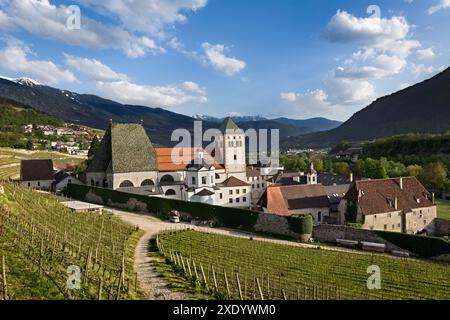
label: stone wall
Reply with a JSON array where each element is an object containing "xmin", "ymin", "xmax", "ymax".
[
  {"xmin": 312, "ymin": 224, "xmax": 406, "ymax": 252},
  {"xmin": 431, "ymin": 218, "xmax": 450, "ymax": 236},
  {"xmin": 253, "ymin": 213, "xmax": 299, "ymax": 239}
]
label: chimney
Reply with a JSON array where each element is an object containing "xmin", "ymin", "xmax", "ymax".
[
  {"xmin": 399, "ymin": 177, "xmax": 403, "ymax": 190},
  {"xmin": 350, "ymin": 172, "xmax": 354, "ymax": 183},
  {"xmin": 432, "ymin": 192, "xmax": 435, "ymax": 205},
  {"xmin": 394, "ymin": 196, "xmax": 398, "ymax": 210}
]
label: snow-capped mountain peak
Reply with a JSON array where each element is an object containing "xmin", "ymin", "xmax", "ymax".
[
  {"xmin": 0, "ymin": 76, "xmax": 42, "ymax": 87},
  {"xmin": 14, "ymin": 77, "xmax": 42, "ymax": 87}
]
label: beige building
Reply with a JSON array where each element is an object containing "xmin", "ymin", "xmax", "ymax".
[{"xmin": 339, "ymin": 177, "xmax": 437, "ymax": 234}]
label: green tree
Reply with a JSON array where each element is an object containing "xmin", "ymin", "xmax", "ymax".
[
  {"xmin": 88, "ymin": 135, "xmax": 100, "ymax": 159},
  {"xmin": 333, "ymin": 162, "xmax": 350, "ymax": 175},
  {"xmin": 26, "ymin": 138, "xmax": 34, "ymax": 150},
  {"xmin": 418, "ymin": 162, "xmax": 448, "ymax": 190},
  {"xmin": 406, "ymin": 165, "xmax": 423, "ymax": 177}
]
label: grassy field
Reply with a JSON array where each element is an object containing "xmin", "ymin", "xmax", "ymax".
[
  {"xmin": 437, "ymin": 199, "xmax": 450, "ymax": 220},
  {"xmin": 0, "ymin": 182, "xmax": 144, "ymax": 300},
  {"xmin": 0, "ymin": 148, "xmax": 84, "ymax": 181},
  {"xmin": 158, "ymin": 230, "xmax": 450, "ymax": 300}
]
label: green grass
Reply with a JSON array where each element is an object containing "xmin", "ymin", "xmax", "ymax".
[
  {"xmin": 0, "ymin": 182, "xmax": 144, "ymax": 300},
  {"xmin": 437, "ymin": 199, "xmax": 450, "ymax": 220},
  {"xmin": 158, "ymin": 230, "xmax": 450, "ymax": 300}
]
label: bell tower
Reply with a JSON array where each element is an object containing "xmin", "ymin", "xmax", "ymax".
[{"xmin": 219, "ymin": 117, "xmax": 246, "ymax": 179}]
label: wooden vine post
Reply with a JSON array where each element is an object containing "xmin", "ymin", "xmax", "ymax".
[{"xmin": 1, "ymin": 256, "xmax": 8, "ymax": 300}]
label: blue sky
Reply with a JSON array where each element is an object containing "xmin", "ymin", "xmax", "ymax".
[{"xmin": 0, "ymin": 0, "xmax": 449, "ymax": 121}]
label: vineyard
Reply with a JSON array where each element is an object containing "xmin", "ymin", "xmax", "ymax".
[
  {"xmin": 157, "ymin": 230, "xmax": 450, "ymax": 300},
  {"xmin": 0, "ymin": 148, "xmax": 84, "ymax": 181},
  {"xmin": 0, "ymin": 182, "xmax": 144, "ymax": 300}
]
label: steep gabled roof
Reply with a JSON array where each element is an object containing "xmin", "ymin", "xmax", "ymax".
[
  {"xmin": 259, "ymin": 184, "xmax": 330, "ymax": 215},
  {"xmin": 220, "ymin": 117, "xmax": 241, "ymax": 133},
  {"xmin": 344, "ymin": 177, "xmax": 434, "ymax": 215},
  {"xmin": 20, "ymin": 160, "xmax": 54, "ymax": 181},
  {"xmin": 87, "ymin": 122, "xmax": 158, "ymax": 174}
]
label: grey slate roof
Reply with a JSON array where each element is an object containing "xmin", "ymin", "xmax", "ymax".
[{"xmin": 87, "ymin": 122, "xmax": 158, "ymax": 174}]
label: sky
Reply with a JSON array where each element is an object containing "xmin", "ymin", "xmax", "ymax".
[{"xmin": 0, "ymin": 0, "xmax": 449, "ymax": 122}]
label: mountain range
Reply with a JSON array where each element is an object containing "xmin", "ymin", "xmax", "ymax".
[
  {"xmin": 0, "ymin": 77, "xmax": 341, "ymax": 146},
  {"xmin": 4, "ymin": 65, "xmax": 447, "ymax": 150}
]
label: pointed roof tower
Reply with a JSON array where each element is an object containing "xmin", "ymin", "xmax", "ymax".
[{"xmin": 220, "ymin": 117, "xmax": 241, "ymax": 133}]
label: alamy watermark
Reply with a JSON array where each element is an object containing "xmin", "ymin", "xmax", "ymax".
[
  {"xmin": 367, "ymin": 265, "xmax": 382, "ymax": 290},
  {"xmin": 170, "ymin": 121, "xmax": 280, "ymax": 167},
  {"xmin": 66, "ymin": 5, "xmax": 81, "ymax": 30},
  {"xmin": 67, "ymin": 265, "xmax": 81, "ymax": 290}
]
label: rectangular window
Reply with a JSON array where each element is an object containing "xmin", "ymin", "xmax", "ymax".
[
  {"xmin": 243, "ymin": 197, "xmax": 247, "ymax": 202},
  {"xmin": 37, "ymin": 182, "xmax": 41, "ymax": 187},
  {"xmin": 243, "ymin": 189, "xmax": 247, "ymax": 193},
  {"xmin": 211, "ymin": 176, "xmax": 213, "ymax": 184},
  {"xmin": 384, "ymin": 224, "xmax": 387, "ymax": 230},
  {"xmin": 202, "ymin": 176, "xmax": 207, "ymax": 185},
  {"xmin": 229, "ymin": 190, "xmax": 233, "ymax": 195},
  {"xmin": 192, "ymin": 177, "xmax": 196, "ymax": 185},
  {"xmin": 220, "ymin": 193, "xmax": 223, "ymax": 200},
  {"xmin": 234, "ymin": 155, "xmax": 237, "ymax": 160},
  {"xmin": 236, "ymin": 189, "xmax": 240, "ymax": 195},
  {"xmin": 229, "ymin": 199, "xmax": 233, "ymax": 204},
  {"xmin": 257, "ymin": 184, "xmax": 260, "ymax": 188},
  {"xmin": 236, "ymin": 198, "xmax": 240, "ymax": 203}
]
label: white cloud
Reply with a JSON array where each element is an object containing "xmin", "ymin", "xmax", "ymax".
[
  {"xmin": 64, "ymin": 54, "xmax": 128, "ymax": 82},
  {"xmin": 280, "ymin": 90, "xmax": 334, "ymax": 117},
  {"xmin": 201, "ymin": 43, "xmax": 246, "ymax": 76},
  {"xmin": 0, "ymin": 0, "xmax": 165, "ymax": 58},
  {"xmin": 409, "ymin": 64, "xmax": 445, "ymax": 78},
  {"xmin": 77, "ymin": 0, "xmax": 208, "ymax": 34},
  {"xmin": 323, "ymin": 10, "xmax": 410, "ymax": 50},
  {"xmin": 416, "ymin": 48, "xmax": 435, "ymax": 60},
  {"xmin": 0, "ymin": 39, "xmax": 76, "ymax": 85},
  {"xmin": 96, "ymin": 80, "xmax": 208, "ymax": 107},
  {"xmin": 325, "ymin": 77, "xmax": 376, "ymax": 105},
  {"xmin": 181, "ymin": 81, "xmax": 206, "ymax": 95},
  {"xmin": 428, "ymin": 0, "xmax": 450, "ymax": 14}
]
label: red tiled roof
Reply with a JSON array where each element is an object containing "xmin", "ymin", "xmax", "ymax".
[
  {"xmin": 261, "ymin": 186, "xmax": 290, "ymax": 215},
  {"xmin": 155, "ymin": 148, "xmax": 224, "ymax": 172},
  {"xmin": 259, "ymin": 184, "xmax": 330, "ymax": 215},
  {"xmin": 344, "ymin": 177, "xmax": 435, "ymax": 215}
]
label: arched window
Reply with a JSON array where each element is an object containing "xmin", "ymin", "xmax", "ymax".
[
  {"xmin": 165, "ymin": 189, "xmax": 176, "ymax": 196},
  {"xmin": 141, "ymin": 179, "xmax": 155, "ymax": 187},
  {"xmin": 160, "ymin": 175, "xmax": 175, "ymax": 183},
  {"xmin": 119, "ymin": 180, "xmax": 134, "ymax": 188}
]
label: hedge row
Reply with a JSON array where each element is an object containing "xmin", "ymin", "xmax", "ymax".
[
  {"xmin": 374, "ymin": 230, "xmax": 450, "ymax": 258},
  {"xmin": 66, "ymin": 184, "xmax": 262, "ymax": 232}
]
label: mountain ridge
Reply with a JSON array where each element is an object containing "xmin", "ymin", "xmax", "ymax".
[
  {"xmin": 0, "ymin": 77, "xmax": 340, "ymax": 146},
  {"xmin": 282, "ymin": 67, "xmax": 450, "ymax": 149}
]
